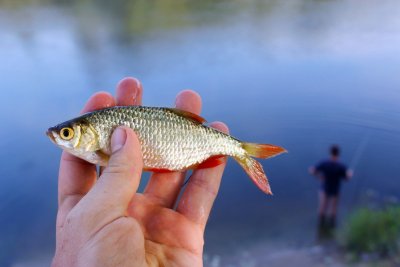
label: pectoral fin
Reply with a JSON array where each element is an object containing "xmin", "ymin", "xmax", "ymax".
[{"xmin": 94, "ymin": 150, "xmax": 110, "ymax": 166}]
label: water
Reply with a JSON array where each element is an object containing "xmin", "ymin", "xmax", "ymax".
[{"xmin": 1, "ymin": 0, "xmax": 399, "ymax": 265}]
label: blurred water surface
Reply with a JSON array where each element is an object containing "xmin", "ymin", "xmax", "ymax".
[{"xmin": 0, "ymin": 0, "xmax": 400, "ymax": 265}]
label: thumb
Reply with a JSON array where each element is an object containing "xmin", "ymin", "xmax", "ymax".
[{"xmin": 89, "ymin": 126, "xmax": 143, "ymax": 211}]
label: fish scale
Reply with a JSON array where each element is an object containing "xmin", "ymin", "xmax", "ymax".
[
  {"xmin": 84, "ymin": 106, "xmax": 243, "ymax": 170},
  {"xmin": 47, "ymin": 106, "xmax": 286, "ymax": 194}
]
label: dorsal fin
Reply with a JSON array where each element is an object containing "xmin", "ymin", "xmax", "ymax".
[{"xmin": 166, "ymin": 108, "xmax": 206, "ymax": 124}]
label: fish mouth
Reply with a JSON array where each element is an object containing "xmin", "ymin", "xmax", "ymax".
[{"xmin": 46, "ymin": 127, "xmax": 56, "ymax": 144}]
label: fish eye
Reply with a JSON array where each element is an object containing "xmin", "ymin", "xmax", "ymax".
[{"xmin": 60, "ymin": 127, "xmax": 74, "ymax": 140}]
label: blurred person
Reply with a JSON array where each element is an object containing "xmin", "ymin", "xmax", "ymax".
[
  {"xmin": 309, "ymin": 145, "xmax": 353, "ymax": 233},
  {"xmin": 51, "ymin": 77, "xmax": 229, "ymax": 267}
]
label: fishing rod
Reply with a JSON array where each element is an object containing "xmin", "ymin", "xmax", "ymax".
[{"xmin": 348, "ymin": 130, "xmax": 371, "ymax": 208}]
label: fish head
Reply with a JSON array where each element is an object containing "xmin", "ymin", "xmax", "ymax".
[{"xmin": 46, "ymin": 118, "xmax": 104, "ymax": 164}]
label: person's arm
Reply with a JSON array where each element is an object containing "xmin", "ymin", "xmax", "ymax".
[
  {"xmin": 308, "ymin": 166, "xmax": 317, "ymax": 175},
  {"xmin": 345, "ymin": 169, "xmax": 353, "ymax": 181},
  {"xmin": 309, "ymin": 163, "xmax": 324, "ymax": 181},
  {"xmin": 52, "ymin": 77, "xmax": 228, "ymax": 267}
]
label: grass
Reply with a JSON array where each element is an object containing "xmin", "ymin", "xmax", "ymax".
[{"xmin": 340, "ymin": 206, "xmax": 400, "ymax": 258}]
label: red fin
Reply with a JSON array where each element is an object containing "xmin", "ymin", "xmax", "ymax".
[
  {"xmin": 145, "ymin": 168, "xmax": 174, "ymax": 173},
  {"xmin": 167, "ymin": 108, "xmax": 206, "ymax": 124},
  {"xmin": 193, "ymin": 156, "xmax": 225, "ymax": 169},
  {"xmin": 235, "ymin": 156, "xmax": 272, "ymax": 195},
  {"xmin": 242, "ymin": 143, "xmax": 286, "ymax": 159}
]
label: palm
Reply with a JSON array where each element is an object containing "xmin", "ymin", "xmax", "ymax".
[
  {"xmin": 128, "ymin": 194, "xmax": 204, "ymax": 266},
  {"xmin": 88, "ymin": 197, "xmax": 202, "ymax": 267}
]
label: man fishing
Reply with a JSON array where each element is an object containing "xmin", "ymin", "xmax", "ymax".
[{"xmin": 309, "ymin": 145, "xmax": 353, "ymax": 233}]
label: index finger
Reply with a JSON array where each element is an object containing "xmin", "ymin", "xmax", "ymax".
[{"xmin": 81, "ymin": 91, "xmax": 116, "ymax": 113}]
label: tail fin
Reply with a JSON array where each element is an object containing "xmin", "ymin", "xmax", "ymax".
[
  {"xmin": 236, "ymin": 156, "xmax": 272, "ymax": 195},
  {"xmin": 242, "ymin": 143, "xmax": 286, "ymax": 159},
  {"xmin": 236, "ymin": 143, "xmax": 286, "ymax": 195}
]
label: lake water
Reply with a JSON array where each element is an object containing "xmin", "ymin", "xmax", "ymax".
[{"xmin": 1, "ymin": 0, "xmax": 399, "ymax": 265}]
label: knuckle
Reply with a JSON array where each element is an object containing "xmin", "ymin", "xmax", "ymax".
[
  {"xmin": 104, "ymin": 162, "xmax": 133, "ymax": 176},
  {"xmin": 65, "ymin": 208, "xmax": 81, "ymax": 225},
  {"xmin": 190, "ymin": 177, "xmax": 218, "ymax": 197}
]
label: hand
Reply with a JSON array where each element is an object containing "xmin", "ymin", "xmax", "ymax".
[
  {"xmin": 346, "ymin": 169, "xmax": 353, "ymax": 180},
  {"xmin": 52, "ymin": 78, "xmax": 229, "ymax": 267}
]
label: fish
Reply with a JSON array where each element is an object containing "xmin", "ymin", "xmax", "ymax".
[{"xmin": 47, "ymin": 106, "xmax": 286, "ymax": 194}]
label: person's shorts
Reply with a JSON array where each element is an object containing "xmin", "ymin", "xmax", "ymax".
[{"xmin": 322, "ymin": 186, "xmax": 340, "ymax": 197}]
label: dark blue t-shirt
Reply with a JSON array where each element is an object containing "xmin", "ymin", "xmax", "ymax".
[{"xmin": 315, "ymin": 160, "xmax": 347, "ymax": 196}]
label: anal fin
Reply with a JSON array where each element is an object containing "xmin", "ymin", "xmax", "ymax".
[
  {"xmin": 192, "ymin": 156, "xmax": 225, "ymax": 169},
  {"xmin": 144, "ymin": 167, "xmax": 175, "ymax": 173}
]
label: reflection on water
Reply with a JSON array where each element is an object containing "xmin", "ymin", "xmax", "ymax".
[{"xmin": 1, "ymin": 0, "xmax": 400, "ymax": 265}]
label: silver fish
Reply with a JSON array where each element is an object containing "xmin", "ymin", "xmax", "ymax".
[{"xmin": 47, "ymin": 106, "xmax": 286, "ymax": 194}]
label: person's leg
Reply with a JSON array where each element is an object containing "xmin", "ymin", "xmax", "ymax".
[
  {"xmin": 328, "ymin": 196, "xmax": 339, "ymax": 229},
  {"xmin": 317, "ymin": 191, "xmax": 330, "ymax": 240},
  {"xmin": 318, "ymin": 191, "xmax": 328, "ymax": 228}
]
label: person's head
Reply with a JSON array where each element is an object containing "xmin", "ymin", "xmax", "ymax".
[{"xmin": 330, "ymin": 145, "xmax": 340, "ymax": 158}]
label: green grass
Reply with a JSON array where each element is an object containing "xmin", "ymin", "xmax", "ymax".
[{"xmin": 340, "ymin": 206, "xmax": 400, "ymax": 257}]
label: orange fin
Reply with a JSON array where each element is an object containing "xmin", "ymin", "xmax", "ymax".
[
  {"xmin": 242, "ymin": 143, "xmax": 286, "ymax": 159},
  {"xmin": 166, "ymin": 108, "xmax": 206, "ymax": 124},
  {"xmin": 144, "ymin": 167, "xmax": 174, "ymax": 173},
  {"xmin": 235, "ymin": 156, "xmax": 272, "ymax": 195},
  {"xmin": 193, "ymin": 156, "xmax": 225, "ymax": 169}
]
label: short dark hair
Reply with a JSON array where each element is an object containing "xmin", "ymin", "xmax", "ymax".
[{"xmin": 330, "ymin": 145, "xmax": 340, "ymax": 157}]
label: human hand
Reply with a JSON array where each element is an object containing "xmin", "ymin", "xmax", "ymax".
[
  {"xmin": 346, "ymin": 169, "xmax": 353, "ymax": 180},
  {"xmin": 52, "ymin": 78, "xmax": 229, "ymax": 267}
]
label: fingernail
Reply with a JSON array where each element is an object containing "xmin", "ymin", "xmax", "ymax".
[
  {"xmin": 132, "ymin": 79, "xmax": 142, "ymax": 105},
  {"xmin": 111, "ymin": 128, "xmax": 127, "ymax": 153},
  {"xmin": 132, "ymin": 78, "xmax": 141, "ymax": 88},
  {"xmin": 131, "ymin": 87, "xmax": 138, "ymax": 104}
]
